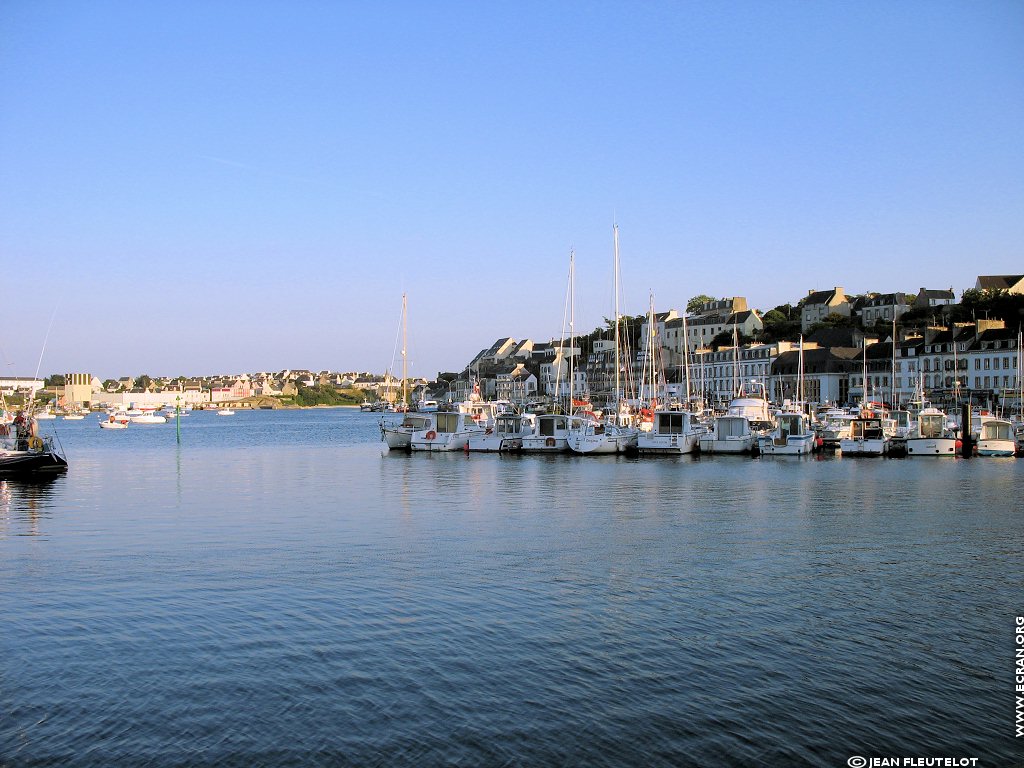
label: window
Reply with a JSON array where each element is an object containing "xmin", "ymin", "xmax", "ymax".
[
  {"xmin": 975, "ymin": 358, "xmax": 981, "ymax": 370},
  {"xmin": 1003, "ymin": 357, "xmax": 1010, "ymax": 369},
  {"xmin": 984, "ymin": 358, "xmax": 990, "ymax": 370},
  {"xmin": 984, "ymin": 376, "xmax": 990, "ymax": 388}
]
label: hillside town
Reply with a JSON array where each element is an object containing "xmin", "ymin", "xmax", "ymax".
[{"xmin": 3, "ymin": 274, "xmax": 1022, "ymax": 415}]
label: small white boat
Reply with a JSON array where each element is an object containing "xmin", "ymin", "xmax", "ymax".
[
  {"xmin": 382, "ymin": 412, "xmax": 437, "ymax": 451},
  {"xmin": 698, "ymin": 414, "xmax": 755, "ymax": 455},
  {"xmin": 975, "ymin": 418, "xmax": 1015, "ymax": 457},
  {"xmin": 467, "ymin": 413, "xmax": 535, "ymax": 452},
  {"xmin": 416, "ymin": 399, "xmax": 439, "ymax": 413},
  {"xmin": 131, "ymin": 413, "xmax": 167, "ymax": 424},
  {"xmin": 35, "ymin": 410, "xmax": 57, "ymax": 420},
  {"xmin": 410, "ymin": 411, "xmax": 485, "ymax": 452},
  {"xmin": 758, "ymin": 411, "xmax": 818, "ymax": 456},
  {"xmin": 99, "ymin": 412, "xmax": 130, "ymax": 429},
  {"xmin": 641, "ymin": 409, "xmax": 702, "ymax": 455},
  {"xmin": 520, "ymin": 413, "xmax": 582, "ymax": 453},
  {"xmin": 905, "ymin": 408, "xmax": 959, "ymax": 457},
  {"xmin": 62, "ymin": 413, "xmax": 85, "ymax": 421},
  {"xmin": 567, "ymin": 415, "xmax": 638, "ymax": 455},
  {"xmin": 217, "ymin": 408, "xmax": 235, "ymax": 416},
  {"xmin": 839, "ymin": 417, "xmax": 889, "ymax": 457}
]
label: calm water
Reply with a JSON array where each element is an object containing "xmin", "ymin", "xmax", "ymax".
[{"xmin": 2, "ymin": 409, "xmax": 1022, "ymax": 767}]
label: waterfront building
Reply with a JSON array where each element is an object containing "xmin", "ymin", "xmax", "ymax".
[{"xmin": 62, "ymin": 373, "xmax": 101, "ymax": 408}]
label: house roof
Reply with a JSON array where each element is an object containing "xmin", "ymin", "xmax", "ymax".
[
  {"xmin": 977, "ymin": 274, "xmax": 1024, "ymax": 291},
  {"xmin": 804, "ymin": 289, "xmax": 840, "ymax": 306}
]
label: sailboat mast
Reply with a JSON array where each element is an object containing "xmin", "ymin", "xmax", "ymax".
[
  {"xmin": 613, "ymin": 223, "xmax": 621, "ymax": 406},
  {"xmin": 798, "ymin": 334, "xmax": 805, "ymax": 412},
  {"xmin": 732, "ymin": 324, "xmax": 739, "ymax": 397},
  {"xmin": 401, "ymin": 293, "xmax": 408, "ymax": 408},
  {"xmin": 569, "ymin": 249, "xmax": 575, "ymax": 410},
  {"xmin": 682, "ymin": 311, "xmax": 691, "ymax": 403},
  {"xmin": 891, "ymin": 316, "xmax": 896, "ymax": 409}
]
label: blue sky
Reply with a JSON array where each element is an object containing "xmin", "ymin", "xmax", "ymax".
[{"xmin": 2, "ymin": 1, "xmax": 1022, "ymax": 380}]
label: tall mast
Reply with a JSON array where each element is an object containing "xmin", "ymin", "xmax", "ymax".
[
  {"xmin": 732, "ymin": 323, "xmax": 739, "ymax": 397},
  {"xmin": 682, "ymin": 311, "xmax": 691, "ymax": 403},
  {"xmin": 891, "ymin": 315, "xmax": 896, "ymax": 409},
  {"xmin": 570, "ymin": 250, "xmax": 575, "ymax": 409},
  {"xmin": 798, "ymin": 334, "xmax": 805, "ymax": 412},
  {"xmin": 862, "ymin": 335, "xmax": 868, "ymax": 407},
  {"xmin": 613, "ymin": 223, "xmax": 621, "ymax": 406},
  {"xmin": 401, "ymin": 293, "xmax": 408, "ymax": 408}
]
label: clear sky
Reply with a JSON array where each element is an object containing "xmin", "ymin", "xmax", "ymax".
[{"xmin": 2, "ymin": 1, "xmax": 1022, "ymax": 380}]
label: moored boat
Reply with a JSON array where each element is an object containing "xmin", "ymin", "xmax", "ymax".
[
  {"xmin": 641, "ymin": 409, "xmax": 702, "ymax": 455},
  {"xmin": 758, "ymin": 411, "xmax": 818, "ymax": 456},
  {"xmin": 905, "ymin": 408, "xmax": 959, "ymax": 457},
  {"xmin": 975, "ymin": 417, "xmax": 1016, "ymax": 457},
  {"xmin": 382, "ymin": 412, "xmax": 437, "ymax": 451},
  {"xmin": 410, "ymin": 411, "xmax": 484, "ymax": 452},
  {"xmin": 0, "ymin": 412, "xmax": 68, "ymax": 475},
  {"xmin": 839, "ymin": 417, "xmax": 889, "ymax": 457}
]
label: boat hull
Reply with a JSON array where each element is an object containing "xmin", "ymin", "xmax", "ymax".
[
  {"xmin": 975, "ymin": 440, "xmax": 1015, "ymax": 457},
  {"xmin": 520, "ymin": 437, "xmax": 569, "ymax": 453},
  {"xmin": 839, "ymin": 438, "xmax": 889, "ymax": 457},
  {"xmin": 0, "ymin": 450, "xmax": 68, "ymax": 475},
  {"xmin": 758, "ymin": 435, "xmax": 817, "ymax": 455},
  {"xmin": 697, "ymin": 435, "xmax": 754, "ymax": 454},
  {"xmin": 905, "ymin": 437, "xmax": 958, "ymax": 456},
  {"xmin": 639, "ymin": 433, "xmax": 700, "ymax": 455}
]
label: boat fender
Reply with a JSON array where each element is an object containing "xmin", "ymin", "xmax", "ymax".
[{"xmin": 425, "ymin": 430, "xmax": 437, "ymax": 440}]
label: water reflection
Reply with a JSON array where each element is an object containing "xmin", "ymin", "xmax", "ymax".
[{"xmin": 0, "ymin": 475, "xmax": 64, "ymax": 537}]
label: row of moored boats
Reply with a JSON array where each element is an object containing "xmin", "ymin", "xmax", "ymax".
[{"xmin": 381, "ymin": 382, "xmax": 1024, "ymax": 458}]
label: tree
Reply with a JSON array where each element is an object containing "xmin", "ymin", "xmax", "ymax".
[
  {"xmin": 136, "ymin": 374, "xmax": 154, "ymax": 391},
  {"xmin": 687, "ymin": 294, "xmax": 715, "ymax": 314},
  {"xmin": 44, "ymin": 374, "xmax": 65, "ymax": 387},
  {"xmin": 710, "ymin": 329, "xmax": 754, "ymax": 350},
  {"xmin": 102, "ymin": 379, "xmax": 120, "ymax": 392}
]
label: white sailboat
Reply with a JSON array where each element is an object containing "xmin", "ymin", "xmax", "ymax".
[
  {"xmin": 568, "ymin": 224, "xmax": 638, "ymax": 455},
  {"xmin": 758, "ymin": 337, "xmax": 817, "ymax": 455}
]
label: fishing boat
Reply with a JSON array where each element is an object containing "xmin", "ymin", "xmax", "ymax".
[
  {"xmin": 216, "ymin": 408, "xmax": 235, "ymax": 416},
  {"xmin": 0, "ymin": 412, "xmax": 68, "ymax": 475},
  {"xmin": 975, "ymin": 417, "xmax": 1016, "ymax": 457},
  {"xmin": 905, "ymin": 408, "xmax": 959, "ymax": 457}
]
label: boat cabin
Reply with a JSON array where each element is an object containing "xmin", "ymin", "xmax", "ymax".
[
  {"xmin": 654, "ymin": 411, "xmax": 693, "ymax": 435},
  {"xmin": 918, "ymin": 413, "xmax": 946, "ymax": 439},
  {"xmin": 775, "ymin": 413, "xmax": 806, "ymax": 444},
  {"xmin": 850, "ymin": 418, "xmax": 884, "ymax": 440}
]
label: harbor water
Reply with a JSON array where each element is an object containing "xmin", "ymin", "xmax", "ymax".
[{"xmin": 2, "ymin": 409, "xmax": 1022, "ymax": 767}]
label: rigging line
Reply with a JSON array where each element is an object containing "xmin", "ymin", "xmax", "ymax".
[{"xmin": 33, "ymin": 301, "xmax": 61, "ymax": 383}]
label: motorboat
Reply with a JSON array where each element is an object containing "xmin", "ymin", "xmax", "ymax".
[
  {"xmin": 905, "ymin": 408, "xmax": 959, "ymax": 457},
  {"xmin": 381, "ymin": 412, "xmax": 437, "ymax": 451},
  {"xmin": 416, "ymin": 399, "xmax": 439, "ymax": 413},
  {"xmin": 640, "ymin": 409, "xmax": 702, "ymax": 455},
  {"xmin": 409, "ymin": 411, "xmax": 485, "ymax": 452},
  {"xmin": 839, "ymin": 417, "xmax": 889, "ymax": 457},
  {"xmin": 467, "ymin": 413, "xmax": 535, "ymax": 452},
  {"xmin": 217, "ymin": 408, "xmax": 235, "ymax": 416},
  {"xmin": 816, "ymin": 411, "xmax": 857, "ymax": 450},
  {"xmin": 975, "ymin": 417, "xmax": 1016, "ymax": 457},
  {"xmin": 758, "ymin": 411, "xmax": 818, "ymax": 456},
  {"xmin": 99, "ymin": 411, "xmax": 130, "ymax": 429},
  {"xmin": 698, "ymin": 414, "xmax": 756, "ymax": 454},
  {"xmin": 131, "ymin": 412, "xmax": 168, "ymax": 424},
  {"xmin": 520, "ymin": 413, "xmax": 584, "ymax": 453},
  {"xmin": 567, "ymin": 417, "xmax": 638, "ymax": 455}
]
